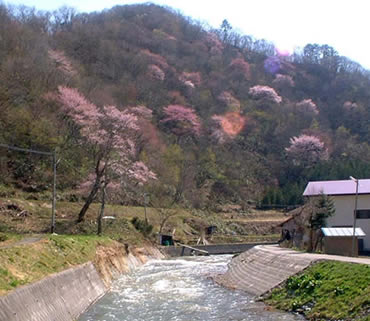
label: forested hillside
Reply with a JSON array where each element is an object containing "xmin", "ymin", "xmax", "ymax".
[{"xmin": 1, "ymin": 3, "xmax": 370, "ymax": 211}]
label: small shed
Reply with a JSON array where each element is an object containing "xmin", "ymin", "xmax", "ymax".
[
  {"xmin": 321, "ymin": 227, "xmax": 366, "ymax": 256},
  {"xmin": 158, "ymin": 234, "xmax": 174, "ymax": 246}
]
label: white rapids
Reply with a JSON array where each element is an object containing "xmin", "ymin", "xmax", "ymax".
[{"xmin": 78, "ymin": 255, "xmax": 304, "ymax": 321}]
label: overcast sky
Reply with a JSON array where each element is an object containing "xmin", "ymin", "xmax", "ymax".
[{"xmin": 4, "ymin": 0, "xmax": 370, "ymax": 69}]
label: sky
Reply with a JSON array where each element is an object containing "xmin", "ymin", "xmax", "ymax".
[{"xmin": 4, "ymin": 0, "xmax": 370, "ymax": 70}]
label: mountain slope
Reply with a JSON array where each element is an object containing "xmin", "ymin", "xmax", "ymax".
[{"xmin": 0, "ymin": 3, "xmax": 369, "ymax": 211}]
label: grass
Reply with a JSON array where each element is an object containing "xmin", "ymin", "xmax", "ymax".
[
  {"xmin": 0, "ymin": 197, "xmax": 282, "ymax": 244},
  {"xmin": 0, "ymin": 234, "xmax": 117, "ymax": 295},
  {"xmin": 264, "ymin": 261, "xmax": 370, "ymax": 320},
  {"xmin": 0, "ymin": 195, "xmax": 283, "ymax": 295}
]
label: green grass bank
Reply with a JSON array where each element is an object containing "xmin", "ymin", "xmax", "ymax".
[
  {"xmin": 264, "ymin": 261, "xmax": 370, "ymax": 321},
  {"xmin": 0, "ymin": 234, "xmax": 117, "ymax": 295}
]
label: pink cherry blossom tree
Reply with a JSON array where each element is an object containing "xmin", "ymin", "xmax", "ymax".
[
  {"xmin": 48, "ymin": 49, "xmax": 77, "ymax": 76},
  {"xmin": 179, "ymin": 72, "xmax": 202, "ymax": 87},
  {"xmin": 148, "ymin": 64, "xmax": 165, "ymax": 81},
  {"xmin": 229, "ymin": 58, "xmax": 251, "ymax": 80},
  {"xmin": 285, "ymin": 134, "xmax": 328, "ymax": 167},
  {"xmin": 161, "ymin": 105, "xmax": 202, "ymax": 138},
  {"xmin": 249, "ymin": 85, "xmax": 282, "ymax": 104},
  {"xmin": 343, "ymin": 101, "xmax": 358, "ymax": 111},
  {"xmin": 57, "ymin": 86, "xmax": 156, "ymax": 223},
  {"xmin": 296, "ymin": 99, "xmax": 319, "ymax": 115}
]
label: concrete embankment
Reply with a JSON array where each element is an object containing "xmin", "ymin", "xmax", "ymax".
[
  {"xmin": 0, "ymin": 244, "xmax": 164, "ymax": 321},
  {"xmin": 161, "ymin": 242, "xmax": 277, "ymax": 257},
  {"xmin": 214, "ymin": 244, "xmax": 370, "ymax": 297}
]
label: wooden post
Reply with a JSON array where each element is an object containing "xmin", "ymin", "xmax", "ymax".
[{"xmin": 51, "ymin": 150, "xmax": 57, "ymax": 234}]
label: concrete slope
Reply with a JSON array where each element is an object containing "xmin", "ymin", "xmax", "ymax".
[
  {"xmin": 0, "ymin": 245, "xmax": 165, "ymax": 321},
  {"xmin": 0, "ymin": 262, "xmax": 105, "ymax": 321},
  {"xmin": 214, "ymin": 245, "xmax": 370, "ymax": 296}
]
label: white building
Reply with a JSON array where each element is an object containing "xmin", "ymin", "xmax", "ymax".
[{"xmin": 303, "ymin": 179, "xmax": 370, "ymax": 252}]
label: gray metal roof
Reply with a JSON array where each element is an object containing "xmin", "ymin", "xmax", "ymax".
[
  {"xmin": 321, "ymin": 227, "xmax": 366, "ymax": 237},
  {"xmin": 303, "ymin": 179, "xmax": 370, "ymax": 196}
]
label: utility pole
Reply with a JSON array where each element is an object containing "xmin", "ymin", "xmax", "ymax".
[
  {"xmin": 349, "ymin": 176, "xmax": 359, "ymax": 257},
  {"xmin": 51, "ymin": 150, "xmax": 57, "ymax": 233},
  {"xmin": 143, "ymin": 193, "xmax": 149, "ymax": 224},
  {"xmin": 0, "ymin": 144, "xmax": 57, "ymax": 233}
]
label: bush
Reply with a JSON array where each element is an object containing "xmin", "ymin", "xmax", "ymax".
[
  {"xmin": 131, "ymin": 217, "xmax": 153, "ymax": 236},
  {"xmin": 0, "ymin": 233, "xmax": 8, "ymax": 242}
]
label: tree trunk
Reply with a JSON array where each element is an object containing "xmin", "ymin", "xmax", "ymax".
[
  {"xmin": 97, "ymin": 185, "xmax": 106, "ymax": 236},
  {"xmin": 77, "ymin": 160, "xmax": 105, "ymax": 223},
  {"xmin": 77, "ymin": 176, "xmax": 102, "ymax": 223}
]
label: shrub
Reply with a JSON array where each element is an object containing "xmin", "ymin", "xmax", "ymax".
[{"xmin": 131, "ymin": 217, "xmax": 153, "ymax": 236}]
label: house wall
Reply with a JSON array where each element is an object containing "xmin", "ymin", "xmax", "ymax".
[{"xmin": 328, "ymin": 195, "xmax": 370, "ymax": 250}]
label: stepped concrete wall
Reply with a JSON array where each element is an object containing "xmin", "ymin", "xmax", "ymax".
[
  {"xmin": 0, "ymin": 246, "xmax": 165, "ymax": 321},
  {"xmin": 214, "ymin": 245, "xmax": 319, "ymax": 296},
  {"xmin": 0, "ymin": 262, "xmax": 105, "ymax": 321},
  {"xmin": 214, "ymin": 244, "xmax": 370, "ymax": 297}
]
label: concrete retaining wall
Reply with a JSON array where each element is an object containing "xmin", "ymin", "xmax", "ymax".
[
  {"xmin": 0, "ymin": 245, "xmax": 165, "ymax": 321},
  {"xmin": 0, "ymin": 262, "xmax": 105, "ymax": 321},
  {"xmin": 161, "ymin": 242, "xmax": 277, "ymax": 257},
  {"xmin": 214, "ymin": 245, "xmax": 318, "ymax": 296}
]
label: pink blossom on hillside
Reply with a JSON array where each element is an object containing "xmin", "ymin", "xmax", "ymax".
[
  {"xmin": 57, "ymin": 86, "xmax": 156, "ymax": 221},
  {"xmin": 205, "ymin": 32, "xmax": 224, "ymax": 55},
  {"xmin": 343, "ymin": 101, "xmax": 358, "ymax": 110},
  {"xmin": 128, "ymin": 106, "xmax": 153, "ymax": 120},
  {"xmin": 249, "ymin": 85, "xmax": 282, "ymax": 104},
  {"xmin": 210, "ymin": 116, "xmax": 228, "ymax": 144},
  {"xmin": 179, "ymin": 72, "xmax": 202, "ymax": 86},
  {"xmin": 217, "ymin": 91, "xmax": 241, "ymax": 111},
  {"xmin": 296, "ymin": 99, "xmax": 319, "ymax": 115},
  {"xmin": 48, "ymin": 50, "xmax": 76, "ymax": 76},
  {"xmin": 57, "ymin": 86, "xmax": 102, "ymax": 128},
  {"xmin": 205, "ymin": 33, "xmax": 223, "ymax": 48},
  {"xmin": 128, "ymin": 161, "xmax": 157, "ymax": 185},
  {"xmin": 161, "ymin": 105, "xmax": 201, "ymax": 137},
  {"xmin": 183, "ymin": 80, "xmax": 195, "ymax": 88},
  {"xmin": 148, "ymin": 64, "xmax": 165, "ymax": 81},
  {"xmin": 229, "ymin": 58, "xmax": 251, "ymax": 78},
  {"xmin": 140, "ymin": 49, "xmax": 169, "ymax": 69},
  {"xmin": 285, "ymin": 134, "xmax": 328, "ymax": 167},
  {"xmin": 272, "ymin": 74, "xmax": 295, "ymax": 87}
]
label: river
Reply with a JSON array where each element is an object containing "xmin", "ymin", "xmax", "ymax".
[{"xmin": 78, "ymin": 255, "xmax": 304, "ymax": 321}]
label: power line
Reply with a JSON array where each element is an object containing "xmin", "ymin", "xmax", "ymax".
[
  {"xmin": 0, "ymin": 143, "xmax": 57, "ymax": 233},
  {"xmin": 0, "ymin": 143, "xmax": 53, "ymax": 156}
]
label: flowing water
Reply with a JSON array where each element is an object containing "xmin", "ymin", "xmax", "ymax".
[{"xmin": 78, "ymin": 255, "xmax": 304, "ymax": 321}]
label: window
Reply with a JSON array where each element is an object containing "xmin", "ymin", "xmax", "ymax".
[{"xmin": 356, "ymin": 209, "xmax": 370, "ymax": 219}]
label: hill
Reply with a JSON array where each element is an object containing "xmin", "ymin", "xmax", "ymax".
[{"xmin": 1, "ymin": 3, "xmax": 370, "ymax": 217}]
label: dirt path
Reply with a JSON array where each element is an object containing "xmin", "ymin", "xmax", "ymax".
[
  {"xmin": 0, "ymin": 236, "xmax": 44, "ymax": 249},
  {"xmin": 263, "ymin": 244, "xmax": 370, "ymax": 265}
]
